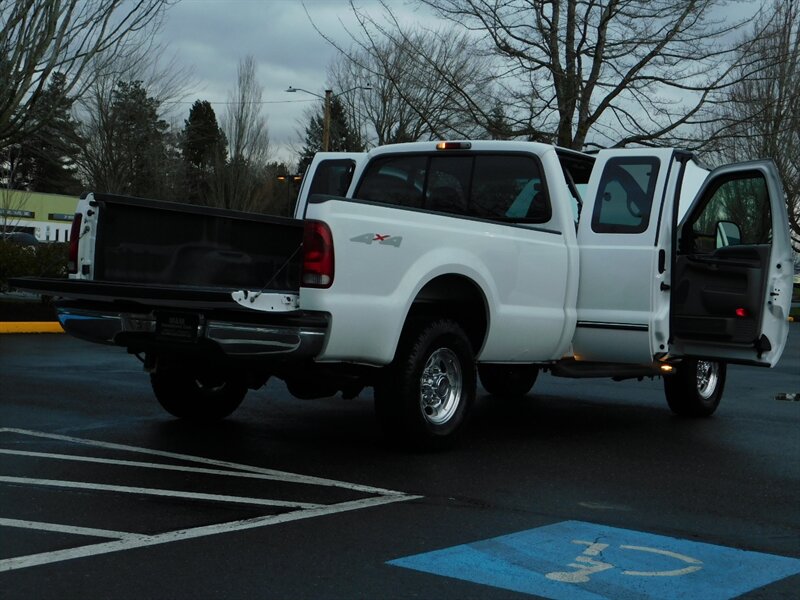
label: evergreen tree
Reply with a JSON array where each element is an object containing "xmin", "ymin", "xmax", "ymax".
[
  {"xmin": 111, "ymin": 80, "xmax": 169, "ymax": 198},
  {"xmin": 486, "ymin": 103, "xmax": 513, "ymax": 141},
  {"xmin": 181, "ymin": 100, "xmax": 227, "ymax": 204},
  {"xmin": 9, "ymin": 73, "xmax": 83, "ymax": 195},
  {"xmin": 81, "ymin": 80, "xmax": 170, "ymax": 198},
  {"xmin": 298, "ymin": 96, "xmax": 364, "ymax": 173}
]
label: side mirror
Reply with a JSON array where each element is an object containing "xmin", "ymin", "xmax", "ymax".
[{"xmin": 716, "ymin": 220, "xmax": 741, "ymax": 248}]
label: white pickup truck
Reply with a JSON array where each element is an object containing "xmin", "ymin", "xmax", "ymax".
[{"xmin": 15, "ymin": 140, "xmax": 794, "ymax": 448}]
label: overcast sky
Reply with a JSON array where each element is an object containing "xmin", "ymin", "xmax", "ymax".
[
  {"xmin": 156, "ymin": 0, "xmax": 431, "ymax": 164},
  {"xmin": 155, "ymin": 0, "xmax": 762, "ymax": 164}
]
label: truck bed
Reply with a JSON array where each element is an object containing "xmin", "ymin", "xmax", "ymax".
[
  {"xmin": 88, "ymin": 193, "xmax": 303, "ymax": 291},
  {"xmin": 9, "ymin": 194, "xmax": 320, "ymax": 359}
]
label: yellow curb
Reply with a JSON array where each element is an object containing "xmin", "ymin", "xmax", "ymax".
[{"xmin": 0, "ymin": 322, "xmax": 64, "ymax": 333}]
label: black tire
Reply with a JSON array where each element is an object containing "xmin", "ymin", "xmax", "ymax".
[
  {"xmin": 375, "ymin": 319, "xmax": 476, "ymax": 450},
  {"xmin": 664, "ymin": 359, "xmax": 726, "ymax": 417},
  {"xmin": 151, "ymin": 368, "xmax": 248, "ymax": 420},
  {"xmin": 479, "ymin": 364, "xmax": 539, "ymax": 397}
]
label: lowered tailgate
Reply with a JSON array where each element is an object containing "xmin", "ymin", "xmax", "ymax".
[{"xmin": 10, "ymin": 193, "xmax": 327, "ymax": 358}]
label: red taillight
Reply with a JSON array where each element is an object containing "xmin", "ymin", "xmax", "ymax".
[
  {"xmin": 302, "ymin": 220, "xmax": 334, "ymax": 288},
  {"xmin": 68, "ymin": 213, "xmax": 83, "ymax": 274},
  {"xmin": 735, "ymin": 307, "xmax": 748, "ymax": 318}
]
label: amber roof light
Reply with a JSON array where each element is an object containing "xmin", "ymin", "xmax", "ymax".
[{"xmin": 436, "ymin": 141, "xmax": 472, "ymax": 150}]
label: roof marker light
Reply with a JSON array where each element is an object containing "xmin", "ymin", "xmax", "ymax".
[{"xmin": 436, "ymin": 141, "xmax": 472, "ymax": 150}]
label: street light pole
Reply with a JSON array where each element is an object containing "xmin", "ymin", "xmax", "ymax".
[{"xmin": 286, "ymin": 85, "xmax": 371, "ymax": 153}]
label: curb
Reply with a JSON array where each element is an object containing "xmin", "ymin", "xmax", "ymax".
[{"xmin": 0, "ymin": 322, "xmax": 64, "ymax": 334}]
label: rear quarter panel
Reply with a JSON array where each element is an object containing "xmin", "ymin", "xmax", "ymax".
[{"xmin": 301, "ymin": 198, "xmax": 572, "ymax": 365}]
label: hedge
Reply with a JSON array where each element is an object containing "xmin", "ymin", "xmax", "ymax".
[{"xmin": 0, "ymin": 240, "xmax": 68, "ymax": 291}]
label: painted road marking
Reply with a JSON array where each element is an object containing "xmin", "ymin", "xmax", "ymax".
[
  {"xmin": 619, "ymin": 544, "xmax": 703, "ymax": 577},
  {"xmin": 0, "ymin": 448, "xmax": 370, "ymax": 485},
  {"xmin": 2, "ymin": 496, "xmax": 414, "ymax": 572},
  {"xmin": 0, "ymin": 428, "xmax": 421, "ymax": 572},
  {"xmin": 0, "ymin": 476, "xmax": 323, "ymax": 509},
  {"xmin": 389, "ymin": 520, "xmax": 800, "ymax": 600},
  {"xmin": 0, "ymin": 518, "xmax": 139, "ymax": 540},
  {"xmin": 0, "ymin": 427, "xmax": 403, "ymax": 495},
  {"xmin": 545, "ymin": 539, "xmax": 703, "ymax": 583}
]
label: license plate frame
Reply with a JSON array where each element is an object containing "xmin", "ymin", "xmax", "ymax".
[{"xmin": 155, "ymin": 311, "xmax": 201, "ymax": 342}]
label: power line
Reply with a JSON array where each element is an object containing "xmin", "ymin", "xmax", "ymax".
[{"xmin": 161, "ymin": 98, "xmax": 320, "ymax": 105}]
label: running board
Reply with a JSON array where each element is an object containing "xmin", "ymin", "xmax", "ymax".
[{"xmin": 548, "ymin": 359, "xmax": 662, "ymax": 380}]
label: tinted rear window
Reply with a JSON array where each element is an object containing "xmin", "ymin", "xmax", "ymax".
[
  {"xmin": 307, "ymin": 159, "xmax": 357, "ymax": 197},
  {"xmin": 354, "ymin": 153, "xmax": 550, "ymax": 224}
]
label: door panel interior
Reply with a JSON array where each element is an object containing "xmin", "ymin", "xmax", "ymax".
[
  {"xmin": 672, "ymin": 244, "xmax": 769, "ymax": 344},
  {"xmin": 670, "ymin": 159, "xmax": 791, "ymax": 366}
]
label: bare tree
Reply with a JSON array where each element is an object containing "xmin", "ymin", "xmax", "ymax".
[
  {"xmin": 0, "ymin": 0, "xmax": 172, "ymax": 148},
  {"xmin": 366, "ymin": 0, "xmax": 764, "ymax": 150},
  {"xmin": 706, "ymin": 0, "xmax": 800, "ymax": 252},
  {"xmin": 0, "ymin": 167, "xmax": 32, "ymax": 236},
  {"xmin": 313, "ymin": 2, "xmax": 496, "ymax": 147},
  {"xmin": 75, "ymin": 45, "xmax": 192, "ymax": 199},
  {"xmin": 212, "ymin": 55, "xmax": 273, "ymax": 213}
]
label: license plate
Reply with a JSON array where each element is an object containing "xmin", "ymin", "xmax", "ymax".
[{"xmin": 155, "ymin": 312, "xmax": 200, "ymax": 342}]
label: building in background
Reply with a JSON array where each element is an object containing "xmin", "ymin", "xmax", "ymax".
[{"xmin": 0, "ymin": 190, "xmax": 79, "ymax": 242}]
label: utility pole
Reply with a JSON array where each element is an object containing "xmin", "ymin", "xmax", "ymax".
[
  {"xmin": 322, "ymin": 89, "xmax": 333, "ymax": 152},
  {"xmin": 286, "ymin": 85, "xmax": 371, "ymax": 153}
]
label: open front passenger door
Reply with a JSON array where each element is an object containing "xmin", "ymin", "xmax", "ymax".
[{"xmin": 670, "ymin": 160, "xmax": 792, "ymax": 367}]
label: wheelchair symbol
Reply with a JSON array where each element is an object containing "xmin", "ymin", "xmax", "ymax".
[{"xmin": 546, "ymin": 539, "xmax": 703, "ymax": 584}]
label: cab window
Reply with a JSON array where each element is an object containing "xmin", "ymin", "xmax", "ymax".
[
  {"xmin": 592, "ymin": 157, "xmax": 660, "ymax": 233},
  {"xmin": 425, "ymin": 156, "xmax": 471, "ymax": 215},
  {"xmin": 471, "ymin": 155, "xmax": 549, "ymax": 222},
  {"xmin": 355, "ymin": 152, "xmax": 551, "ymax": 224},
  {"xmin": 307, "ymin": 159, "xmax": 356, "ymax": 197},
  {"xmin": 354, "ymin": 155, "xmax": 425, "ymax": 208},
  {"xmin": 685, "ymin": 172, "xmax": 771, "ymax": 253}
]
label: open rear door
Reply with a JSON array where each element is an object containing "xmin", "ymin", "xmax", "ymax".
[{"xmin": 670, "ymin": 160, "xmax": 793, "ymax": 366}]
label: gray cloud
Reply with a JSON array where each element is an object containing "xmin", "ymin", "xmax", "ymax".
[
  {"xmin": 157, "ymin": 0, "xmax": 423, "ymax": 164},
  {"xmin": 157, "ymin": 0, "xmax": 762, "ymax": 164}
]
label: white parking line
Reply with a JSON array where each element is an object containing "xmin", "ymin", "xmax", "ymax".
[
  {"xmin": 0, "ymin": 428, "xmax": 421, "ymax": 573},
  {"xmin": 0, "ymin": 495, "xmax": 417, "ymax": 572},
  {"xmin": 0, "ymin": 518, "xmax": 138, "ymax": 541},
  {"xmin": 0, "ymin": 448, "xmax": 344, "ymax": 483},
  {"xmin": 0, "ymin": 476, "xmax": 322, "ymax": 509},
  {"xmin": 1, "ymin": 428, "xmax": 403, "ymax": 495}
]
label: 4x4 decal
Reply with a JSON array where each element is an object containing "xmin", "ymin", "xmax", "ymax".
[{"xmin": 350, "ymin": 233, "xmax": 403, "ymax": 247}]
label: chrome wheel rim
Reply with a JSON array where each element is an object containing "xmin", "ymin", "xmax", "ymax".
[
  {"xmin": 696, "ymin": 360, "xmax": 719, "ymax": 399},
  {"xmin": 420, "ymin": 348, "xmax": 462, "ymax": 425}
]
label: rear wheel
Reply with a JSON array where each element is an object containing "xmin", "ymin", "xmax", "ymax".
[
  {"xmin": 664, "ymin": 359, "xmax": 726, "ymax": 417},
  {"xmin": 151, "ymin": 367, "xmax": 248, "ymax": 420},
  {"xmin": 479, "ymin": 364, "xmax": 539, "ymax": 398},
  {"xmin": 375, "ymin": 319, "xmax": 476, "ymax": 450}
]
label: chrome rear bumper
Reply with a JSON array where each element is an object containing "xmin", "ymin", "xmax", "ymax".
[{"xmin": 56, "ymin": 307, "xmax": 327, "ymax": 358}]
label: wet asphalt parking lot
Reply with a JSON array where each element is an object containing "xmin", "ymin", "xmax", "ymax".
[{"xmin": 1, "ymin": 328, "xmax": 798, "ymax": 599}]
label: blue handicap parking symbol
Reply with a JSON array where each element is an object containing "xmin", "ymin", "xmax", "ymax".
[{"xmin": 388, "ymin": 520, "xmax": 800, "ymax": 600}]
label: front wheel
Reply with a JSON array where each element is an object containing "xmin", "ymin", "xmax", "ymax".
[
  {"xmin": 374, "ymin": 319, "xmax": 476, "ymax": 450},
  {"xmin": 663, "ymin": 359, "xmax": 726, "ymax": 417},
  {"xmin": 151, "ymin": 368, "xmax": 248, "ymax": 420}
]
